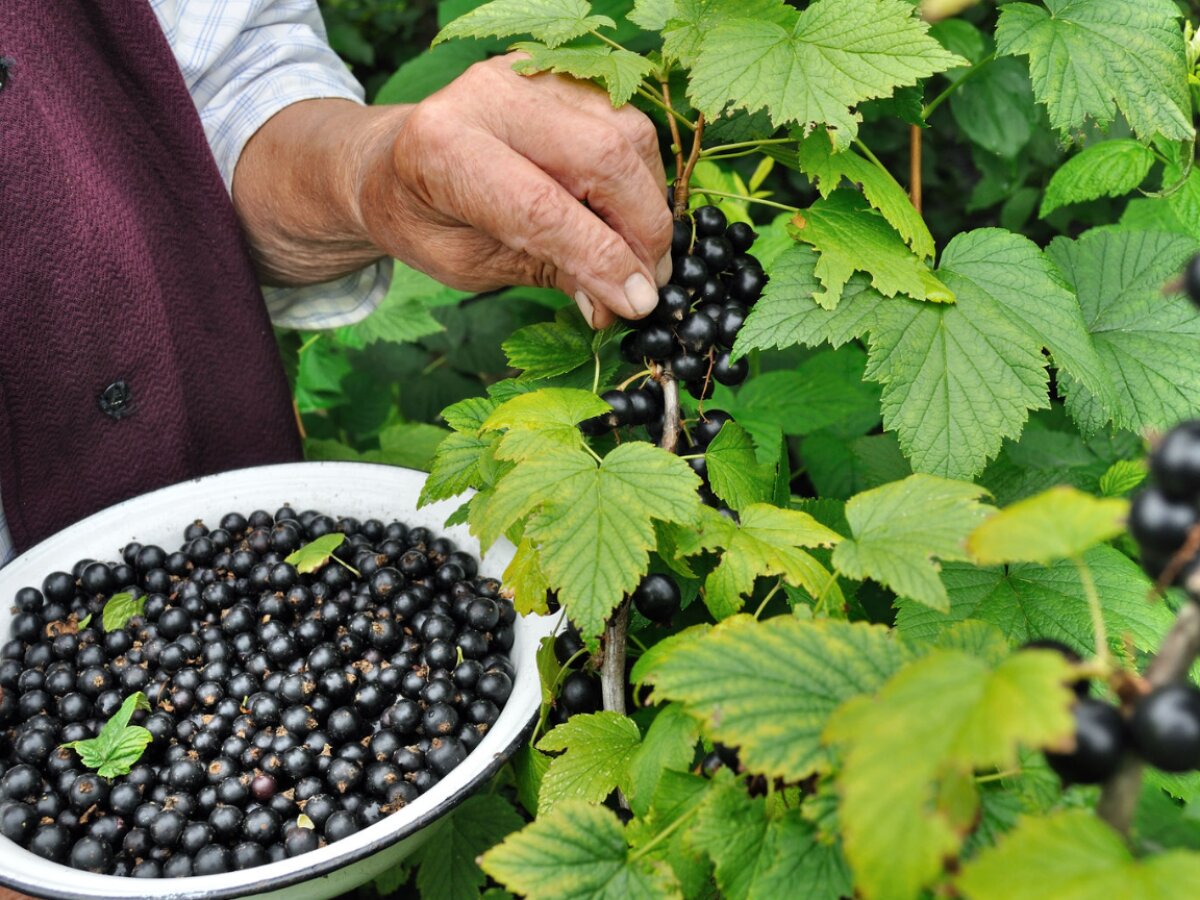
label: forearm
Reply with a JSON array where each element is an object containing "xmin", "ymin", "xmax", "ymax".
[{"xmin": 231, "ymin": 98, "xmax": 407, "ymax": 287}]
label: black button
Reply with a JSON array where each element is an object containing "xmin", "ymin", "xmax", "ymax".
[{"xmin": 98, "ymin": 380, "xmax": 134, "ymax": 420}]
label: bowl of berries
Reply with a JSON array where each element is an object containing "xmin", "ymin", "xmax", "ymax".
[{"xmin": 0, "ymin": 461, "xmax": 553, "ymax": 899}]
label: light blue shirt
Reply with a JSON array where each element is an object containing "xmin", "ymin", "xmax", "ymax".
[{"xmin": 0, "ymin": 0, "xmax": 391, "ymax": 566}]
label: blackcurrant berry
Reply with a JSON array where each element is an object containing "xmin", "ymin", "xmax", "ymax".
[
  {"xmin": 1130, "ymin": 683, "xmax": 1200, "ymax": 772},
  {"xmin": 713, "ymin": 351, "xmax": 749, "ymax": 386},
  {"xmin": 692, "ymin": 410, "xmax": 734, "ymax": 446},
  {"xmin": 697, "ymin": 276, "xmax": 727, "ymax": 305},
  {"xmin": 670, "ymin": 351, "xmax": 707, "ymax": 383},
  {"xmin": 693, "ymin": 205, "xmax": 727, "ymax": 236},
  {"xmin": 717, "ymin": 303, "xmax": 747, "ymax": 348},
  {"xmin": 676, "ymin": 312, "xmax": 717, "ymax": 353},
  {"xmin": 671, "ymin": 218, "xmax": 692, "ymax": 256},
  {"xmin": 1185, "ymin": 253, "xmax": 1200, "ymax": 308},
  {"xmin": 727, "ymin": 265, "xmax": 767, "ymax": 304},
  {"xmin": 599, "ymin": 389, "xmax": 634, "ymax": 429},
  {"xmin": 673, "ymin": 255, "xmax": 708, "ymax": 288},
  {"xmin": 560, "ymin": 671, "xmax": 601, "ymax": 715},
  {"xmin": 726, "ymin": 221, "xmax": 757, "ymax": 252},
  {"xmin": 653, "ymin": 284, "xmax": 690, "ymax": 324},
  {"xmin": 1151, "ymin": 421, "xmax": 1200, "ymax": 501},
  {"xmin": 632, "ymin": 574, "xmax": 681, "ymax": 624},
  {"xmin": 637, "ymin": 324, "xmax": 675, "ymax": 361},
  {"xmin": 1044, "ymin": 698, "xmax": 1126, "ymax": 785},
  {"xmin": 695, "ymin": 235, "xmax": 734, "ymax": 272},
  {"xmin": 1129, "ymin": 487, "xmax": 1198, "ymax": 555}
]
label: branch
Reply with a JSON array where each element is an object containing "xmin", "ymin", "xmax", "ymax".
[
  {"xmin": 909, "ymin": 125, "xmax": 923, "ymax": 214},
  {"xmin": 662, "ymin": 80, "xmax": 686, "ymax": 194},
  {"xmin": 600, "ymin": 601, "xmax": 630, "ymax": 715},
  {"xmin": 673, "ymin": 114, "xmax": 706, "ymax": 219}
]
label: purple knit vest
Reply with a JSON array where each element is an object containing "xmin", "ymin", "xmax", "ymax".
[{"xmin": 0, "ymin": 0, "xmax": 302, "ymax": 552}]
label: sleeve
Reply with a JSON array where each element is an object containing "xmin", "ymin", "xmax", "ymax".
[{"xmin": 150, "ymin": 0, "xmax": 389, "ymax": 327}]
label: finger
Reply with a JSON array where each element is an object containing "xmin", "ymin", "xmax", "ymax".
[
  {"xmin": 421, "ymin": 127, "xmax": 661, "ymax": 321},
  {"xmin": 471, "ymin": 63, "xmax": 673, "ymax": 284}
]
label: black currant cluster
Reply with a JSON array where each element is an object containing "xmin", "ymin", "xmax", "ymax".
[
  {"xmin": 547, "ymin": 573, "xmax": 681, "ymax": 725},
  {"xmin": 1128, "ymin": 420, "xmax": 1200, "ymax": 583},
  {"xmin": 0, "ymin": 509, "xmax": 515, "ymax": 877}
]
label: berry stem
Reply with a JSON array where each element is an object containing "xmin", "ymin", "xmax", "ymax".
[
  {"xmin": 909, "ymin": 124, "xmax": 923, "ymax": 214},
  {"xmin": 662, "ymin": 80, "xmax": 687, "ymax": 193},
  {"xmin": 591, "ymin": 351, "xmax": 601, "ymax": 395},
  {"xmin": 673, "ymin": 113, "xmax": 706, "ymax": 219},
  {"xmin": 689, "ymin": 189, "xmax": 800, "ymax": 213},
  {"xmin": 1097, "ymin": 590, "xmax": 1200, "ymax": 834},
  {"xmin": 1072, "ymin": 555, "xmax": 1110, "ymax": 669}
]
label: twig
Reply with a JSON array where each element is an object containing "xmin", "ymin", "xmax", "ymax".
[
  {"xmin": 600, "ymin": 602, "xmax": 630, "ymax": 716},
  {"xmin": 662, "ymin": 81, "xmax": 686, "ymax": 191},
  {"xmin": 909, "ymin": 125, "xmax": 923, "ymax": 214},
  {"xmin": 673, "ymin": 114, "xmax": 706, "ymax": 219},
  {"xmin": 656, "ymin": 367, "xmax": 682, "ymax": 454}
]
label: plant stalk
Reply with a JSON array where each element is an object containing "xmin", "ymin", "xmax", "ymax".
[
  {"xmin": 909, "ymin": 125, "xmax": 923, "ymax": 214},
  {"xmin": 600, "ymin": 601, "xmax": 630, "ymax": 715}
]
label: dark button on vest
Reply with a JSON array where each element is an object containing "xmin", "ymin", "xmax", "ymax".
[{"xmin": 0, "ymin": 0, "xmax": 303, "ymax": 552}]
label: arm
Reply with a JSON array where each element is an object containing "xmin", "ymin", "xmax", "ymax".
[{"xmin": 231, "ymin": 55, "xmax": 673, "ymax": 328}]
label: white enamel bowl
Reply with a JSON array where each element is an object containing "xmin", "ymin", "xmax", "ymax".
[{"xmin": 0, "ymin": 462, "xmax": 553, "ymax": 900}]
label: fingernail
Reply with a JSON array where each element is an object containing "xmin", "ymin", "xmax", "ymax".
[
  {"xmin": 574, "ymin": 291, "xmax": 596, "ymax": 327},
  {"xmin": 623, "ymin": 273, "xmax": 658, "ymax": 316},
  {"xmin": 655, "ymin": 253, "xmax": 673, "ymax": 287}
]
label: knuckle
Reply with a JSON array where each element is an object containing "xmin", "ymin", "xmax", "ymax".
[
  {"xmin": 594, "ymin": 127, "xmax": 636, "ymax": 171},
  {"xmin": 627, "ymin": 113, "xmax": 659, "ymax": 157},
  {"xmin": 588, "ymin": 228, "xmax": 628, "ymax": 272},
  {"xmin": 523, "ymin": 183, "xmax": 567, "ymax": 242}
]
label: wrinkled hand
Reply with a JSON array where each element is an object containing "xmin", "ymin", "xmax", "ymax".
[{"xmin": 356, "ymin": 54, "xmax": 673, "ymax": 329}]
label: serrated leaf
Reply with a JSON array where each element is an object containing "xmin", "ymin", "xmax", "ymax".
[
  {"xmin": 441, "ymin": 397, "xmax": 500, "ymax": 435},
  {"xmin": 482, "ymin": 444, "xmax": 702, "ymax": 638},
  {"xmin": 733, "ymin": 246, "xmax": 881, "ymax": 359},
  {"xmin": 895, "ymin": 546, "xmax": 1175, "ymax": 660},
  {"xmin": 792, "ymin": 190, "xmax": 953, "ymax": 308},
  {"xmin": 61, "ymin": 692, "xmax": 153, "ymax": 778},
  {"xmin": 628, "ymin": 0, "xmax": 674, "ymax": 31},
  {"xmin": 513, "ymin": 744, "xmax": 553, "ymax": 815},
  {"xmin": 642, "ymin": 616, "xmax": 907, "ymax": 781},
  {"xmin": 480, "ymin": 801, "xmax": 681, "ymax": 898},
  {"xmin": 419, "ymin": 432, "xmax": 501, "ymax": 507},
  {"xmin": 957, "ymin": 809, "xmax": 1200, "ymax": 900},
  {"xmin": 662, "ymin": 0, "xmax": 791, "ymax": 68},
  {"xmin": 685, "ymin": 505, "xmax": 843, "ymax": 619},
  {"xmin": 995, "ymin": 0, "xmax": 1192, "ymax": 143},
  {"xmin": 824, "ymin": 650, "xmax": 1075, "ymax": 900},
  {"xmin": 1099, "ymin": 459, "xmax": 1147, "ymax": 497},
  {"xmin": 967, "ymin": 486, "xmax": 1127, "ymax": 565},
  {"xmin": 284, "ymin": 533, "xmax": 347, "ymax": 575},
  {"xmin": 833, "ymin": 475, "xmax": 989, "ymax": 610},
  {"xmin": 537, "ymin": 712, "xmax": 643, "ymax": 813},
  {"xmin": 704, "ymin": 422, "xmax": 773, "ymax": 511},
  {"xmin": 625, "ymin": 704, "xmax": 700, "ymax": 818},
  {"xmin": 101, "ymin": 591, "xmax": 145, "ymax": 632},
  {"xmin": 1049, "ymin": 229, "xmax": 1200, "ymax": 436},
  {"xmin": 797, "ymin": 130, "xmax": 935, "ymax": 259},
  {"xmin": 505, "ymin": 538, "xmax": 552, "ymax": 615},
  {"xmin": 434, "ymin": 0, "xmax": 616, "ymax": 49},
  {"xmin": 1041, "ymin": 140, "xmax": 1157, "ymax": 217},
  {"xmin": 502, "ymin": 318, "xmax": 593, "ymax": 381},
  {"xmin": 512, "ymin": 43, "xmax": 654, "ymax": 106},
  {"xmin": 688, "ymin": 0, "xmax": 965, "ymax": 148},
  {"xmin": 948, "ymin": 56, "xmax": 1037, "ymax": 159},
  {"xmin": 367, "ymin": 422, "xmax": 449, "ymax": 471},
  {"xmin": 688, "ymin": 778, "xmax": 852, "ymax": 900},
  {"xmin": 483, "ymin": 388, "xmax": 611, "ymax": 461},
  {"xmin": 411, "ymin": 794, "xmax": 524, "ymax": 900}
]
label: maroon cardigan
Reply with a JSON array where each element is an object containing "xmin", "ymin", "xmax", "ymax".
[{"xmin": 0, "ymin": 0, "xmax": 303, "ymax": 552}]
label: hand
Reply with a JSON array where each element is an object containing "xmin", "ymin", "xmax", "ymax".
[{"xmin": 355, "ymin": 54, "xmax": 673, "ymax": 328}]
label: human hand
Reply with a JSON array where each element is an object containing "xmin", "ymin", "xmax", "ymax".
[{"xmin": 355, "ymin": 54, "xmax": 673, "ymax": 328}]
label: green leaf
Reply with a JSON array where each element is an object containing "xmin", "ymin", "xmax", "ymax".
[
  {"xmin": 481, "ymin": 443, "xmax": 702, "ymax": 638},
  {"xmin": 513, "ymin": 744, "xmax": 553, "ymax": 816},
  {"xmin": 966, "ymin": 486, "xmax": 1127, "ymax": 565},
  {"xmin": 732, "ymin": 246, "xmax": 881, "ymax": 358},
  {"xmin": 101, "ymin": 591, "xmax": 145, "ymax": 632},
  {"xmin": 284, "ymin": 533, "xmax": 347, "ymax": 575},
  {"xmin": 1099, "ymin": 459, "xmax": 1147, "ymax": 497},
  {"xmin": 868, "ymin": 228, "xmax": 1109, "ymax": 479},
  {"xmin": 512, "ymin": 44, "xmax": 655, "ymax": 106},
  {"xmin": 433, "ymin": 0, "xmax": 615, "ymax": 48},
  {"xmin": 336, "ymin": 265, "xmax": 468, "ymax": 348},
  {"xmin": 78, "ymin": 613, "xmax": 92, "ymax": 630},
  {"xmin": 442, "ymin": 397, "xmax": 500, "ymax": 435},
  {"xmin": 681, "ymin": 505, "xmax": 843, "ymax": 619},
  {"xmin": 482, "ymin": 388, "xmax": 611, "ymax": 461},
  {"xmin": 995, "ymin": 0, "xmax": 1192, "ymax": 143},
  {"xmin": 687, "ymin": 778, "xmax": 852, "ymax": 900},
  {"xmin": 688, "ymin": 0, "xmax": 965, "ymax": 148},
  {"xmin": 642, "ymin": 616, "xmax": 907, "ymax": 781},
  {"xmin": 833, "ymin": 475, "xmax": 990, "ymax": 611},
  {"xmin": 824, "ymin": 649, "xmax": 1076, "ymax": 900},
  {"xmin": 369, "ymin": 422, "xmax": 450, "ymax": 471},
  {"xmin": 957, "ymin": 809, "xmax": 1200, "ymax": 899},
  {"xmin": 628, "ymin": 0, "xmax": 673, "ymax": 30},
  {"xmin": 796, "ymin": 129, "xmax": 935, "ymax": 259},
  {"xmin": 61, "ymin": 692, "xmax": 154, "ymax": 778},
  {"xmin": 703, "ymin": 422, "xmax": 773, "ymax": 511},
  {"xmin": 480, "ymin": 801, "xmax": 681, "ymax": 898},
  {"xmin": 411, "ymin": 794, "xmax": 524, "ymax": 900},
  {"xmin": 792, "ymin": 190, "xmax": 953, "ymax": 308},
  {"xmin": 502, "ymin": 319, "xmax": 593, "ymax": 381},
  {"xmin": 895, "ymin": 546, "xmax": 1176, "ymax": 661},
  {"xmin": 625, "ymin": 704, "xmax": 700, "ymax": 817},
  {"xmin": 536, "ymin": 711, "xmax": 643, "ymax": 813},
  {"xmin": 662, "ymin": 0, "xmax": 791, "ymax": 69},
  {"xmin": 1049, "ymin": 228, "xmax": 1200, "ymax": 436},
  {"xmin": 505, "ymin": 538, "xmax": 552, "ymax": 615},
  {"xmin": 948, "ymin": 57, "xmax": 1037, "ymax": 159},
  {"xmin": 419, "ymin": 432, "xmax": 501, "ymax": 506},
  {"xmin": 1041, "ymin": 140, "xmax": 1158, "ymax": 217}
]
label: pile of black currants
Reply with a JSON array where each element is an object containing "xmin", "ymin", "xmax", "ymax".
[
  {"xmin": 1042, "ymin": 420, "xmax": 1200, "ymax": 784},
  {"xmin": 0, "ymin": 509, "xmax": 516, "ymax": 877}
]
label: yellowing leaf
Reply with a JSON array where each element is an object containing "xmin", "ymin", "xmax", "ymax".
[
  {"xmin": 505, "ymin": 538, "xmax": 552, "ymax": 615},
  {"xmin": 957, "ymin": 809, "xmax": 1200, "ymax": 900},
  {"xmin": 967, "ymin": 486, "xmax": 1127, "ymax": 565},
  {"xmin": 824, "ymin": 648, "xmax": 1076, "ymax": 900},
  {"xmin": 482, "ymin": 388, "xmax": 610, "ymax": 461},
  {"xmin": 512, "ymin": 43, "xmax": 655, "ymax": 107}
]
